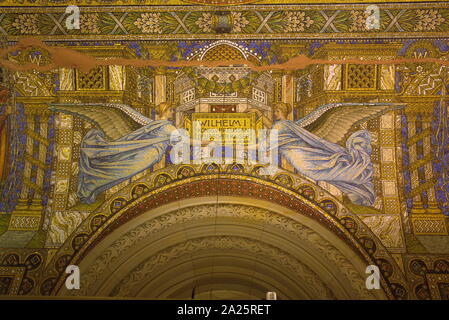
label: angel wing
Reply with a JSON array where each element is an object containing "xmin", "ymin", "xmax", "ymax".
[
  {"xmin": 297, "ymin": 102, "xmax": 404, "ymax": 144},
  {"xmin": 49, "ymin": 103, "xmax": 152, "ymax": 141}
]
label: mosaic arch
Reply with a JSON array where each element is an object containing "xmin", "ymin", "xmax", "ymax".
[
  {"xmin": 0, "ymin": 0, "xmax": 448, "ymax": 300},
  {"xmin": 49, "ymin": 163, "xmax": 406, "ymax": 299}
]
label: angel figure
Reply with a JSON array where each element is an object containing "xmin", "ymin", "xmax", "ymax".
[
  {"xmin": 50, "ymin": 102, "xmax": 181, "ymax": 204},
  {"xmin": 248, "ymin": 102, "xmax": 403, "ymax": 206}
]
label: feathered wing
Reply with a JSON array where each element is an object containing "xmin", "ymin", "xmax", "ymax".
[
  {"xmin": 49, "ymin": 103, "xmax": 152, "ymax": 141},
  {"xmin": 297, "ymin": 103, "xmax": 404, "ymax": 144}
]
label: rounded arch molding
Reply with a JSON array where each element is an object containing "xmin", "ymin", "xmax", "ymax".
[{"xmin": 41, "ymin": 163, "xmax": 409, "ymax": 299}]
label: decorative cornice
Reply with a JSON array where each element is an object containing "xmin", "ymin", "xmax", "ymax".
[
  {"xmin": 1, "ymin": 5, "xmax": 449, "ymax": 40},
  {"xmin": 42, "ymin": 163, "xmax": 407, "ymax": 299}
]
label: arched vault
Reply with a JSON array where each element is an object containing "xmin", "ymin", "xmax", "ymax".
[{"xmin": 42, "ymin": 163, "xmax": 408, "ymax": 299}]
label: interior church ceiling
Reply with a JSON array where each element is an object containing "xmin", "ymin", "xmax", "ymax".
[{"xmin": 0, "ymin": 0, "xmax": 448, "ymax": 301}]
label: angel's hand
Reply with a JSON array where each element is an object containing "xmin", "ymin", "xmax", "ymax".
[
  {"xmin": 246, "ymin": 108, "xmax": 263, "ymax": 117},
  {"xmin": 194, "ymin": 139, "xmax": 222, "ymax": 147}
]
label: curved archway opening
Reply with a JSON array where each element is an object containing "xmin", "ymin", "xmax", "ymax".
[{"xmin": 57, "ymin": 196, "xmax": 388, "ymax": 300}]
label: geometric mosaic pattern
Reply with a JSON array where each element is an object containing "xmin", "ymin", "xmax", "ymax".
[{"xmin": 0, "ymin": 5, "xmax": 448, "ymax": 39}]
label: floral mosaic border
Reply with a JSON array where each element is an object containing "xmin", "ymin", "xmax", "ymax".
[{"xmin": 0, "ymin": 5, "xmax": 448, "ymax": 39}]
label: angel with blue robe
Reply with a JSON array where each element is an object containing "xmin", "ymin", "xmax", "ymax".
[
  {"xmin": 50, "ymin": 102, "xmax": 182, "ymax": 204},
  {"xmin": 248, "ymin": 102, "xmax": 403, "ymax": 206}
]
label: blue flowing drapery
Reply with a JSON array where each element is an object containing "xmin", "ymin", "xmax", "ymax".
[
  {"xmin": 77, "ymin": 120, "xmax": 180, "ymax": 204},
  {"xmin": 273, "ymin": 120, "xmax": 375, "ymax": 206},
  {"xmin": 77, "ymin": 117, "xmax": 375, "ymax": 206}
]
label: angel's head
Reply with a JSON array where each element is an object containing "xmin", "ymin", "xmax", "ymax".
[
  {"xmin": 273, "ymin": 102, "xmax": 292, "ymax": 121},
  {"xmin": 156, "ymin": 102, "xmax": 174, "ymax": 120}
]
